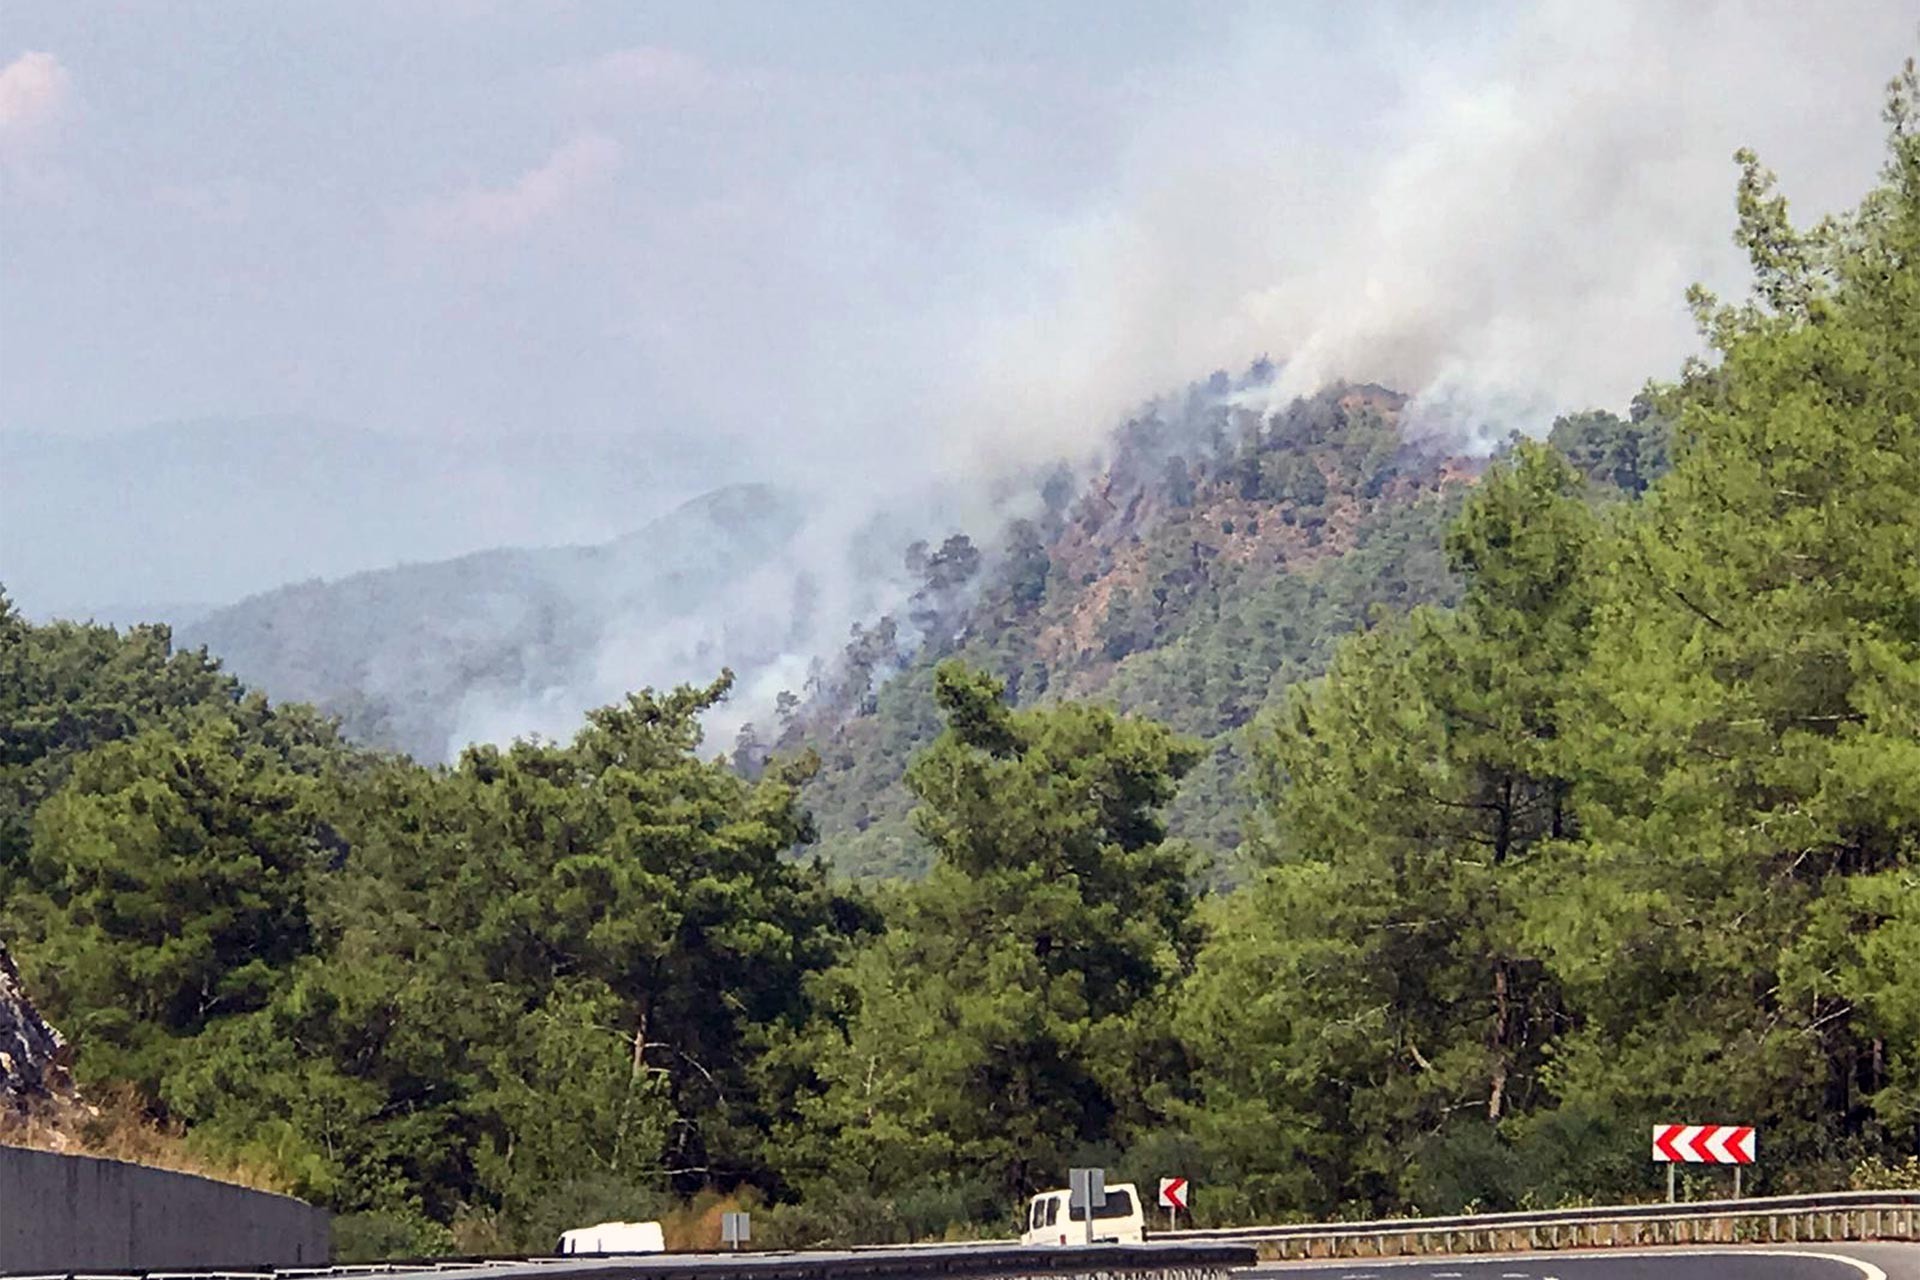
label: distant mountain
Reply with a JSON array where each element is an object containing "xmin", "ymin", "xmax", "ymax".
[
  {"xmin": 0, "ymin": 416, "xmax": 734, "ymax": 619},
  {"xmin": 781, "ymin": 374, "xmax": 1478, "ymax": 879},
  {"xmin": 179, "ymin": 485, "xmax": 814, "ymax": 761},
  {"xmin": 779, "ymin": 371, "xmax": 1668, "ymax": 882},
  {"xmin": 28, "ymin": 384, "xmax": 1659, "ymax": 855}
]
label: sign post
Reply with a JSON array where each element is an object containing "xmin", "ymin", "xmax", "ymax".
[
  {"xmin": 1652, "ymin": 1124, "xmax": 1755, "ymax": 1203},
  {"xmin": 1157, "ymin": 1177, "xmax": 1188, "ymax": 1231},
  {"xmin": 721, "ymin": 1211, "xmax": 751, "ymax": 1252},
  {"xmin": 1068, "ymin": 1167, "xmax": 1105, "ymax": 1247}
]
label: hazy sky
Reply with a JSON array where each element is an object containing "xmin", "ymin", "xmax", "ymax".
[
  {"xmin": 2, "ymin": 2, "xmax": 1915, "ymax": 499},
  {"xmin": 0, "ymin": 3, "xmax": 1309, "ymax": 452}
]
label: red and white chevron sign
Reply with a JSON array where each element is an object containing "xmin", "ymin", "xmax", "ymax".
[{"xmin": 1652, "ymin": 1124, "xmax": 1755, "ymax": 1164}]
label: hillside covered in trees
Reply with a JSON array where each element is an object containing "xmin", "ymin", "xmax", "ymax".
[
  {"xmin": 779, "ymin": 378, "xmax": 1667, "ymax": 881},
  {"xmin": 5, "ymin": 49, "xmax": 1920, "ymax": 1265}
]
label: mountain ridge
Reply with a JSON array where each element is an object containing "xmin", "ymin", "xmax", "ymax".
[
  {"xmin": 0, "ymin": 415, "xmax": 736, "ymax": 617},
  {"xmin": 777, "ymin": 374, "xmax": 1664, "ymax": 881},
  {"xmin": 764, "ymin": 375, "xmax": 1474, "ymax": 878},
  {"xmin": 178, "ymin": 482, "xmax": 811, "ymax": 761}
]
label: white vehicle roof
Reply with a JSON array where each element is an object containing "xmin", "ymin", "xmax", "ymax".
[{"xmin": 556, "ymin": 1220, "xmax": 666, "ymax": 1254}]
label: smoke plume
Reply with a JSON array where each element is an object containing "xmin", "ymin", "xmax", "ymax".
[{"xmin": 954, "ymin": 2, "xmax": 1910, "ymax": 465}]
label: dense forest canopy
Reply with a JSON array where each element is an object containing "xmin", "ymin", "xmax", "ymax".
[{"xmin": 5, "ymin": 52, "xmax": 1920, "ymax": 1260}]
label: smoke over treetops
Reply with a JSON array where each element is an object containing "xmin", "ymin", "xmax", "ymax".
[
  {"xmin": 2, "ymin": 3, "xmax": 1911, "ymax": 758},
  {"xmin": 952, "ymin": 1, "xmax": 1907, "ymax": 465}
]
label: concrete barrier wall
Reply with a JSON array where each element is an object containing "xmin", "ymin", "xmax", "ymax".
[{"xmin": 0, "ymin": 1144, "xmax": 329, "ymax": 1270}]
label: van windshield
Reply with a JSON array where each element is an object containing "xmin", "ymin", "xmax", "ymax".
[{"xmin": 1067, "ymin": 1189, "xmax": 1136, "ymax": 1221}]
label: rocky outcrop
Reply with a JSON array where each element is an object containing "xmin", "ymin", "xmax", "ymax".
[{"xmin": 0, "ymin": 940, "xmax": 72, "ymax": 1112}]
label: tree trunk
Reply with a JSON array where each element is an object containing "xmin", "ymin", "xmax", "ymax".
[
  {"xmin": 1488, "ymin": 962, "xmax": 1509, "ymax": 1121},
  {"xmin": 631, "ymin": 999, "xmax": 651, "ymax": 1078}
]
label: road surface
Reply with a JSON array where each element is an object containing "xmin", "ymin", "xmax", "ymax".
[{"xmin": 1251, "ymin": 1245, "xmax": 1920, "ymax": 1279}]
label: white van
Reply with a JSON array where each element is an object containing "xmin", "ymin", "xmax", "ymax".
[
  {"xmin": 556, "ymin": 1220, "xmax": 667, "ymax": 1254},
  {"xmin": 1020, "ymin": 1183, "xmax": 1145, "ymax": 1246}
]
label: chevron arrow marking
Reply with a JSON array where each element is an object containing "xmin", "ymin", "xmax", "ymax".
[{"xmin": 1652, "ymin": 1123, "xmax": 1756, "ymax": 1164}]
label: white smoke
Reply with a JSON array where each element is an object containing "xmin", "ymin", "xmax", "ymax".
[
  {"xmin": 41, "ymin": 4, "xmax": 1909, "ymax": 764},
  {"xmin": 505, "ymin": 0, "xmax": 1914, "ymax": 755},
  {"xmin": 953, "ymin": 1, "xmax": 1911, "ymax": 465},
  {"xmin": 439, "ymin": 477, "xmax": 1026, "ymax": 761}
]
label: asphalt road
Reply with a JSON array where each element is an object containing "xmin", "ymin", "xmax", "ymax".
[{"xmin": 1250, "ymin": 1245, "xmax": 1920, "ymax": 1280}]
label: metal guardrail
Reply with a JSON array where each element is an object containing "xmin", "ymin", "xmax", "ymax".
[
  {"xmin": 1156, "ymin": 1189, "xmax": 1920, "ymax": 1260},
  {"xmin": 17, "ymin": 1192, "xmax": 1920, "ymax": 1276},
  {"xmin": 0, "ymin": 1242, "xmax": 1261, "ymax": 1280}
]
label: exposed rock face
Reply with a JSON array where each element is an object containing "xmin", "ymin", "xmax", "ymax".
[{"xmin": 0, "ymin": 940, "xmax": 72, "ymax": 1111}]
